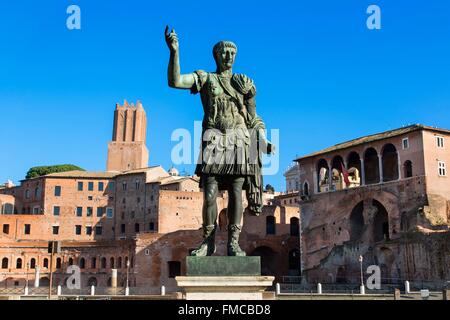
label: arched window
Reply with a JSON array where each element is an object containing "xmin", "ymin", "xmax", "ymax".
[
  {"xmin": 68, "ymin": 258, "xmax": 74, "ymax": 266},
  {"xmin": 347, "ymin": 152, "xmax": 361, "ymax": 187},
  {"xmin": 290, "ymin": 217, "xmax": 299, "ymax": 237},
  {"xmin": 373, "ymin": 199, "xmax": 390, "ymax": 242},
  {"xmin": 2, "ymin": 257, "xmax": 8, "ymax": 269},
  {"xmin": 16, "ymin": 258, "xmax": 23, "ymax": 269},
  {"xmin": 303, "ymin": 182, "xmax": 309, "ymax": 196},
  {"xmin": 364, "ymin": 148, "xmax": 380, "ymax": 184},
  {"xmin": 79, "ymin": 257, "xmax": 85, "ymax": 269},
  {"xmin": 266, "ymin": 216, "xmax": 276, "ymax": 235},
  {"xmin": 331, "ymin": 155, "xmax": 346, "ymax": 190},
  {"xmin": 43, "ymin": 258, "xmax": 49, "ymax": 268},
  {"xmin": 56, "ymin": 258, "xmax": 62, "ymax": 269},
  {"xmin": 30, "ymin": 258, "xmax": 36, "ymax": 269},
  {"xmin": 404, "ymin": 160, "xmax": 413, "ymax": 178},
  {"xmin": 110, "ymin": 257, "xmax": 115, "ymax": 269},
  {"xmin": 316, "ymin": 159, "xmax": 329, "ymax": 193},
  {"xmin": 91, "ymin": 257, "xmax": 97, "ymax": 269},
  {"xmin": 117, "ymin": 257, "xmax": 122, "ymax": 269},
  {"xmin": 101, "ymin": 257, "xmax": 107, "ymax": 269},
  {"xmin": 382, "ymin": 144, "xmax": 399, "ymax": 181}
]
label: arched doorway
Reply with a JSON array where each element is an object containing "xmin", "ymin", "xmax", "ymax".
[
  {"xmin": 87, "ymin": 277, "xmax": 97, "ymax": 287},
  {"xmin": 372, "ymin": 199, "xmax": 390, "ymax": 242},
  {"xmin": 250, "ymin": 246, "xmax": 277, "ymax": 276},
  {"xmin": 364, "ymin": 148, "xmax": 380, "ymax": 184},
  {"xmin": 288, "ymin": 249, "xmax": 300, "ymax": 275},
  {"xmin": 382, "ymin": 144, "xmax": 399, "ymax": 181},
  {"xmin": 336, "ymin": 266, "xmax": 347, "ymax": 284},
  {"xmin": 349, "ymin": 201, "xmax": 364, "ymax": 241}
]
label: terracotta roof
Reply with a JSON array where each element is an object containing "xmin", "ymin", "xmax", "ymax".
[
  {"xmin": 44, "ymin": 170, "xmax": 118, "ymax": 179},
  {"xmin": 295, "ymin": 124, "xmax": 450, "ymax": 161}
]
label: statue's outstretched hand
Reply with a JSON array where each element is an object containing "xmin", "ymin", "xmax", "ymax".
[{"xmin": 165, "ymin": 25, "xmax": 179, "ymax": 52}]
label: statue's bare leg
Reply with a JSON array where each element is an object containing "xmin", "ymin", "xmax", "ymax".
[
  {"xmin": 191, "ymin": 175, "xmax": 218, "ymax": 256},
  {"xmin": 227, "ymin": 176, "xmax": 246, "ymax": 256}
]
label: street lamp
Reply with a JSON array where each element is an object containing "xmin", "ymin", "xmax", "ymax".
[
  {"xmin": 358, "ymin": 255, "xmax": 365, "ymax": 294},
  {"xmin": 125, "ymin": 260, "xmax": 130, "ymax": 296}
]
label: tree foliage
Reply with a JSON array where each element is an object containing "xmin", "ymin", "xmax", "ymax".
[
  {"xmin": 265, "ymin": 184, "xmax": 275, "ymax": 193},
  {"xmin": 25, "ymin": 164, "xmax": 85, "ymax": 179}
]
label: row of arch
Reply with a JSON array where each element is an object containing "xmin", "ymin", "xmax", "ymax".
[
  {"xmin": 314, "ymin": 143, "xmax": 413, "ymax": 194},
  {"xmin": 1, "ymin": 256, "xmax": 133, "ymax": 270}
]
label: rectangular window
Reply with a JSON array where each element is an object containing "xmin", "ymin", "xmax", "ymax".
[
  {"xmin": 436, "ymin": 136, "xmax": 444, "ymax": 148},
  {"xmin": 33, "ymin": 206, "xmax": 40, "ymax": 214},
  {"xmin": 76, "ymin": 207, "xmax": 83, "ymax": 217},
  {"xmin": 86, "ymin": 226, "xmax": 92, "ymax": 235},
  {"xmin": 107, "ymin": 181, "xmax": 115, "ymax": 192},
  {"xmin": 135, "ymin": 180, "xmax": 140, "ymax": 190},
  {"xmin": 87, "ymin": 207, "xmax": 93, "ymax": 217},
  {"xmin": 122, "ymin": 182, "xmax": 127, "ymax": 191},
  {"xmin": 106, "ymin": 207, "xmax": 114, "ymax": 218},
  {"xmin": 53, "ymin": 206, "xmax": 60, "ymax": 216},
  {"xmin": 121, "ymin": 224, "xmax": 126, "ymax": 234},
  {"xmin": 52, "ymin": 226, "xmax": 59, "ymax": 235},
  {"xmin": 96, "ymin": 207, "xmax": 103, "ymax": 217},
  {"xmin": 3, "ymin": 224, "xmax": 10, "ymax": 234},
  {"xmin": 88, "ymin": 182, "xmax": 94, "ymax": 191},
  {"xmin": 24, "ymin": 224, "xmax": 31, "ymax": 235},
  {"xmin": 98, "ymin": 182, "xmax": 104, "ymax": 191},
  {"xmin": 75, "ymin": 225, "xmax": 82, "ymax": 235},
  {"xmin": 402, "ymin": 138, "xmax": 409, "ymax": 150},
  {"xmin": 78, "ymin": 182, "xmax": 83, "ymax": 191},
  {"xmin": 438, "ymin": 161, "xmax": 446, "ymax": 176},
  {"xmin": 54, "ymin": 186, "xmax": 61, "ymax": 197},
  {"xmin": 95, "ymin": 226, "xmax": 102, "ymax": 235}
]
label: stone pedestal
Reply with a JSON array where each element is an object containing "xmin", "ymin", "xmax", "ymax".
[{"xmin": 176, "ymin": 256, "xmax": 274, "ymax": 300}]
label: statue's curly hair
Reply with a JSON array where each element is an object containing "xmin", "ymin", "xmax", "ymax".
[{"xmin": 213, "ymin": 41, "xmax": 237, "ymax": 62}]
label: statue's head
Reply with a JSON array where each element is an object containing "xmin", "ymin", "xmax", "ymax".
[{"xmin": 213, "ymin": 41, "xmax": 237, "ymax": 70}]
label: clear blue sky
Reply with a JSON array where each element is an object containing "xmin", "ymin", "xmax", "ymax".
[{"xmin": 1, "ymin": 0, "xmax": 449, "ymax": 191}]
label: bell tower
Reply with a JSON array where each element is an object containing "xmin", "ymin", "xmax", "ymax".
[{"xmin": 106, "ymin": 100, "xmax": 149, "ymax": 172}]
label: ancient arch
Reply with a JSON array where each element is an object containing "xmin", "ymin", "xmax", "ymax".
[
  {"xmin": 303, "ymin": 181, "xmax": 309, "ymax": 196},
  {"xmin": 381, "ymin": 144, "xmax": 399, "ymax": 181},
  {"xmin": 349, "ymin": 201, "xmax": 364, "ymax": 241},
  {"xmin": 364, "ymin": 148, "xmax": 380, "ymax": 184}
]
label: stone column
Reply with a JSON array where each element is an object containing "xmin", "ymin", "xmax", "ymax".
[
  {"xmin": 378, "ymin": 153, "xmax": 383, "ymax": 183},
  {"xmin": 111, "ymin": 269, "xmax": 117, "ymax": 288},
  {"xmin": 360, "ymin": 158, "xmax": 366, "ymax": 186},
  {"xmin": 397, "ymin": 151, "xmax": 402, "ymax": 180},
  {"xmin": 34, "ymin": 266, "xmax": 40, "ymax": 288}
]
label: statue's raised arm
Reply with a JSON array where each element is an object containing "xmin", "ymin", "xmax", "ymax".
[{"xmin": 165, "ymin": 26, "xmax": 195, "ymax": 89}]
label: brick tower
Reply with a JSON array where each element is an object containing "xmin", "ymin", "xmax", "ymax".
[{"xmin": 106, "ymin": 100, "xmax": 149, "ymax": 172}]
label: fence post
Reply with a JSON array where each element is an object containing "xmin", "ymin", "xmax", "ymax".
[
  {"xmin": 161, "ymin": 285, "xmax": 166, "ymax": 296},
  {"xmin": 125, "ymin": 286, "xmax": 129, "ymax": 296},
  {"xmin": 360, "ymin": 285, "xmax": 365, "ymax": 295},
  {"xmin": 275, "ymin": 283, "xmax": 280, "ymax": 295},
  {"xmin": 91, "ymin": 285, "xmax": 95, "ymax": 296},
  {"xmin": 24, "ymin": 286, "xmax": 29, "ymax": 296},
  {"xmin": 57, "ymin": 285, "xmax": 62, "ymax": 296},
  {"xmin": 394, "ymin": 288, "xmax": 401, "ymax": 300},
  {"xmin": 317, "ymin": 283, "xmax": 322, "ymax": 294},
  {"xmin": 405, "ymin": 281, "xmax": 410, "ymax": 294},
  {"xmin": 443, "ymin": 289, "xmax": 449, "ymax": 301}
]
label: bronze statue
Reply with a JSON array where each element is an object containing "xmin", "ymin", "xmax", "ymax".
[{"xmin": 165, "ymin": 26, "xmax": 273, "ymax": 256}]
